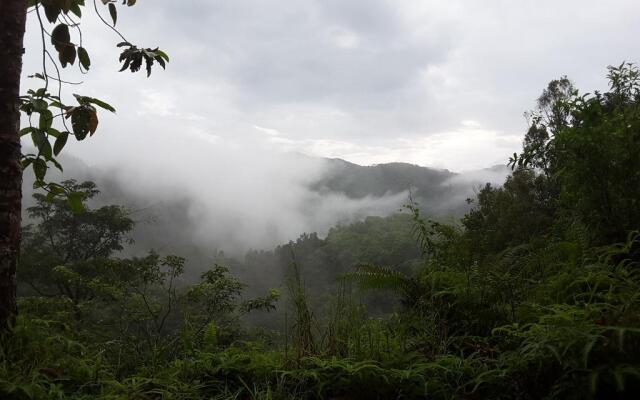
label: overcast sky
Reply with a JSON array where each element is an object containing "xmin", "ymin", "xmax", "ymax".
[{"xmin": 21, "ymin": 0, "xmax": 640, "ymax": 172}]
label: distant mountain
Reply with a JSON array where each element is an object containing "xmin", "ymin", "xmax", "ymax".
[
  {"xmin": 315, "ymin": 158, "xmax": 455, "ymax": 197},
  {"xmin": 312, "ymin": 157, "xmax": 507, "ymax": 215}
]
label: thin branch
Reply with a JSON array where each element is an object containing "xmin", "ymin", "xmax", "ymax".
[
  {"xmin": 34, "ymin": 3, "xmax": 49, "ymax": 92},
  {"xmin": 93, "ymin": 0, "xmax": 129, "ymax": 43},
  {"xmin": 45, "ymin": 74, "xmax": 84, "ymax": 85},
  {"xmin": 44, "ymin": 50, "xmax": 73, "ymax": 133}
]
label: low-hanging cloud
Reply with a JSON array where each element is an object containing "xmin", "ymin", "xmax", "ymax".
[{"xmin": 30, "ymin": 134, "xmax": 413, "ymax": 256}]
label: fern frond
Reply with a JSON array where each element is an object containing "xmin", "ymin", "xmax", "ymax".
[{"xmin": 342, "ymin": 264, "xmax": 414, "ymax": 295}]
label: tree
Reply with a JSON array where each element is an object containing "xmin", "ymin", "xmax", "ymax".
[
  {"xmin": 462, "ymin": 169, "xmax": 558, "ymax": 257},
  {"xmin": 510, "ymin": 63, "xmax": 640, "ymax": 244},
  {"xmin": 0, "ymin": 0, "xmax": 167, "ymax": 329},
  {"xmin": 511, "ymin": 76, "xmax": 576, "ymax": 176},
  {"xmin": 0, "ymin": 0, "xmax": 28, "ymax": 331},
  {"xmin": 19, "ymin": 179, "xmax": 134, "ymax": 301},
  {"xmin": 553, "ymin": 63, "xmax": 640, "ymax": 243}
]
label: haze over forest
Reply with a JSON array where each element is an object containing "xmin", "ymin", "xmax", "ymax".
[{"xmin": 21, "ymin": 154, "xmax": 509, "ymax": 256}]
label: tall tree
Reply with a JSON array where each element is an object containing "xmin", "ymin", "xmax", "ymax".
[
  {"xmin": 0, "ymin": 0, "xmax": 167, "ymax": 330},
  {"xmin": 0, "ymin": 0, "xmax": 28, "ymax": 330}
]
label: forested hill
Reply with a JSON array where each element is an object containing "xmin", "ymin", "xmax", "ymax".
[
  {"xmin": 314, "ymin": 158, "xmax": 459, "ymax": 212},
  {"xmin": 315, "ymin": 158, "xmax": 455, "ymax": 197}
]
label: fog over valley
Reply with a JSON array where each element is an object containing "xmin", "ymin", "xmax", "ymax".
[{"xmin": 22, "ymin": 144, "xmax": 509, "ymax": 257}]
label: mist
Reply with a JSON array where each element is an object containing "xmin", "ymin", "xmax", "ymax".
[{"xmin": 22, "ymin": 132, "xmax": 509, "ymax": 258}]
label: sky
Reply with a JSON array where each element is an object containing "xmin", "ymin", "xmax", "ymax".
[{"xmin": 20, "ymin": 0, "xmax": 640, "ymax": 173}]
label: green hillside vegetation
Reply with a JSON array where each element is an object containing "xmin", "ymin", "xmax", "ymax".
[{"xmin": 2, "ymin": 64, "xmax": 640, "ymax": 399}]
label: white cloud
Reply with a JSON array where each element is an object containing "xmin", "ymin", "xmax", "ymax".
[
  {"xmin": 253, "ymin": 125, "xmax": 281, "ymax": 136},
  {"xmin": 327, "ymin": 27, "xmax": 361, "ymax": 49}
]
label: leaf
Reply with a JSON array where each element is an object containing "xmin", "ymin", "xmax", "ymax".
[
  {"xmin": 66, "ymin": 192, "xmax": 85, "ymax": 214},
  {"xmin": 89, "ymin": 110, "xmax": 99, "ymax": 135},
  {"xmin": 145, "ymin": 55, "xmax": 152, "ymax": 77},
  {"xmin": 33, "ymin": 158, "xmax": 47, "ymax": 181},
  {"xmin": 130, "ymin": 53, "xmax": 143, "ymax": 73},
  {"xmin": 59, "ymin": 45, "xmax": 77, "ymax": 68},
  {"xmin": 32, "ymin": 99, "xmax": 48, "ymax": 112},
  {"xmin": 154, "ymin": 55, "xmax": 166, "ymax": 69},
  {"xmin": 70, "ymin": 107, "xmax": 91, "ymax": 140},
  {"xmin": 31, "ymin": 130, "xmax": 46, "ymax": 149},
  {"xmin": 70, "ymin": 2, "xmax": 82, "ymax": 17},
  {"xmin": 79, "ymin": 96, "xmax": 116, "ymax": 112},
  {"xmin": 49, "ymin": 100, "xmax": 66, "ymax": 109},
  {"xmin": 108, "ymin": 3, "xmax": 117, "ymax": 26},
  {"xmin": 40, "ymin": 139, "xmax": 53, "ymax": 159},
  {"xmin": 50, "ymin": 158, "xmax": 63, "ymax": 172},
  {"xmin": 21, "ymin": 157, "xmax": 33, "ymax": 170},
  {"xmin": 51, "ymin": 24, "xmax": 71, "ymax": 48},
  {"xmin": 155, "ymin": 49, "xmax": 170, "ymax": 62},
  {"xmin": 30, "ymin": 129, "xmax": 52, "ymax": 159},
  {"xmin": 43, "ymin": 4, "xmax": 61, "ymax": 23},
  {"xmin": 78, "ymin": 47, "xmax": 91, "ymax": 70},
  {"xmin": 54, "ymin": 132, "xmax": 69, "ymax": 156},
  {"xmin": 47, "ymin": 127, "xmax": 61, "ymax": 138},
  {"xmin": 46, "ymin": 183, "xmax": 66, "ymax": 197},
  {"xmin": 20, "ymin": 127, "xmax": 38, "ymax": 137},
  {"xmin": 29, "ymin": 73, "xmax": 46, "ymax": 80},
  {"xmin": 39, "ymin": 109, "xmax": 53, "ymax": 130},
  {"xmin": 119, "ymin": 57, "xmax": 131, "ymax": 72}
]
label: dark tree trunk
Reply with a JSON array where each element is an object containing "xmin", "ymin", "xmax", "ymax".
[{"xmin": 0, "ymin": 0, "xmax": 27, "ymax": 330}]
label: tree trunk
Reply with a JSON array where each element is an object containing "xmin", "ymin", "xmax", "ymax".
[{"xmin": 0, "ymin": 0, "xmax": 27, "ymax": 330}]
